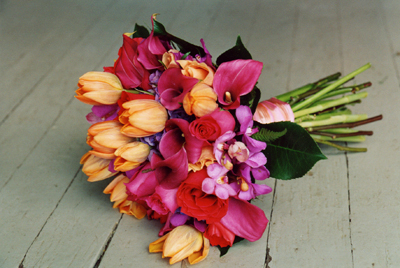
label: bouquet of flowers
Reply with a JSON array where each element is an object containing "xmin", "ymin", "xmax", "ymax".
[{"xmin": 75, "ymin": 15, "xmax": 382, "ymax": 265}]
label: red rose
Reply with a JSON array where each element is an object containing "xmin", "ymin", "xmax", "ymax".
[
  {"xmin": 176, "ymin": 169, "xmax": 228, "ymax": 223},
  {"xmin": 204, "ymin": 222, "xmax": 235, "ymax": 248},
  {"xmin": 188, "ymin": 109, "xmax": 235, "ymax": 141}
]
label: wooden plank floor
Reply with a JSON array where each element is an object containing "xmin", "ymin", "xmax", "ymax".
[{"xmin": 1, "ymin": 0, "xmax": 399, "ymax": 267}]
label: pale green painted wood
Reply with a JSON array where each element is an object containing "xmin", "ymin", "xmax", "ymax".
[{"xmin": 1, "ymin": 0, "xmax": 399, "ymax": 267}]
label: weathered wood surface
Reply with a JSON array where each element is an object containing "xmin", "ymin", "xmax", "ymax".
[{"xmin": 1, "ymin": 0, "xmax": 399, "ymax": 267}]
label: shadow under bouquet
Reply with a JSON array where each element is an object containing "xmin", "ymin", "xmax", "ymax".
[{"xmin": 75, "ymin": 14, "xmax": 381, "ymax": 265}]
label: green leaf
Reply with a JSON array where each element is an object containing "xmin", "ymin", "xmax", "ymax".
[
  {"xmin": 152, "ymin": 19, "xmax": 167, "ymax": 36},
  {"xmin": 240, "ymin": 85, "xmax": 261, "ymax": 114},
  {"xmin": 152, "ymin": 18, "xmax": 205, "ymax": 57},
  {"xmin": 254, "ymin": 121, "xmax": 327, "ymax": 180},
  {"xmin": 217, "ymin": 236, "xmax": 245, "ymax": 257},
  {"xmin": 131, "ymin": 23, "xmax": 150, "ymax": 38},
  {"xmin": 216, "ymin": 36, "xmax": 252, "ymax": 66},
  {"xmin": 252, "ymin": 127, "xmax": 287, "ymax": 143}
]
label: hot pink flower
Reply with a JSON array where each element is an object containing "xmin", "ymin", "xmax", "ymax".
[
  {"xmin": 220, "ymin": 197, "xmax": 269, "ymax": 242},
  {"xmin": 157, "ymin": 68, "xmax": 198, "ymax": 110},
  {"xmin": 214, "ymin": 59, "xmax": 263, "ymax": 110},
  {"xmin": 189, "ymin": 109, "xmax": 235, "ymax": 142}
]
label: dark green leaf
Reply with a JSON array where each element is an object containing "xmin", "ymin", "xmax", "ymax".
[
  {"xmin": 216, "ymin": 36, "xmax": 252, "ymax": 66},
  {"xmin": 240, "ymin": 85, "xmax": 261, "ymax": 114},
  {"xmin": 252, "ymin": 128, "xmax": 287, "ymax": 143},
  {"xmin": 153, "ymin": 19, "xmax": 167, "ymax": 36},
  {"xmin": 152, "ymin": 18, "xmax": 205, "ymax": 57},
  {"xmin": 217, "ymin": 236, "xmax": 245, "ymax": 257},
  {"xmin": 131, "ymin": 23, "xmax": 150, "ymax": 38},
  {"xmin": 254, "ymin": 121, "xmax": 327, "ymax": 180}
]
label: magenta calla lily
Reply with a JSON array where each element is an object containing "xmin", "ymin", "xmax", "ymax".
[
  {"xmin": 151, "ymin": 147, "xmax": 189, "ymax": 189},
  {"xmin": 158, "ymin": 68, "xmax": 198, "ymax": 110},
  {"xmin": 125, "ymin": 162, "xmax": 158, "ymax": 199},
  {"xmin": 114, "ymin": 35, "xmax": 150, "ymax": 90},
  {"xmin": 137, "ymin": 18, "xmax": 167, "ymax": 70},
  {"xmin": 214, "ymin": 59, "xmax": 263, "ymax": 110},
  {"xmin": 163, "ymin": 119, "xmax": 204, "ymax": 164},
  {"xmin": 220, "ymin": 197, "xmax": 269, "ymax": 242}
]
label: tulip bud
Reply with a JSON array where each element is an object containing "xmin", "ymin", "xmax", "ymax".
[
  {"xmin": 80, "ymin": 152, "xmax": 117, "ymax": 182},
  {"xmin": 114, "ymin": 141, "xmax": 150, "ymax": 172},
  {"xmin": 103, "ymin": 174, "xmax": 147, "ymax": 219},
  {"xmin": 253, "ymin": 97, "xmax": 295, "ymax": 124},
  {"xmin": 183, "ymin": 83, "xmax": 218, "ymax": 117},
  {"xmin": 75, "ymin": 72, "xmax": 123, "ymax": 105},
  {"xmin": 149, "ymin": 225, "xmax": 210, "ymax": 265},
  {"xmin": 119, "ymin": 99, "xmax": 168, "ymax": 138},
  {"xmin": 87, "ymin": 121, "xmax": 134, "ymax": 159}
]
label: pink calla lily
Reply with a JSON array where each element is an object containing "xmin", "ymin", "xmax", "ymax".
[
  {"xmin": 220, "ymin": 197, "xmax": 269, "ymax": 242},
  {"xmin": 214, "ymin": 59, "xmax": 263, "ymax": 110}
]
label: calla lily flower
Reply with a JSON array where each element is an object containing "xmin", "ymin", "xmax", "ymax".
[
  {"xmin": 214, "ymin": 59, "xmax": 263, "ymax": 110},
  {"xmin": 114, "ymin": 35, "xmax": 151, "ymax": 90},
  {"xmin": 149, "ymin": 225, "xmax": 210, "ymax": 265},
  {"xmin": 253, "ymin": 97, "xmax": 295, "ymax": 124},
  {"xmin": 220, "ymin": 197, "xmax": 269, "ymax": 242},
  {"xmin": 158, "ymin": 68, "xmax": 198, "ymax": 110},
  {"xmin": 75, "ymin": 71, "xmax": 123, "ymax": 105},
  {"xmin": 125, "ymin": 162, "xmax": 158, "ymax": 199},
  {"xmin": 137, "ymin": 16, "xmax": 167, "ymax": 70}
]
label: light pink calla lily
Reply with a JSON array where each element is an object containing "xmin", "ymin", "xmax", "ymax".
[
  {"xmin": 214, "ymin": 59, "xmax": 263, "ymax": 110},
  {"xmin": 253, "ymin": 97, "xmax": 295, "ymax": 124}
]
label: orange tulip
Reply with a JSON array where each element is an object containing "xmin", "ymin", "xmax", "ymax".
[
  {"xmin": 178, "ymin": 60, "xmax": 214, "ymax": 86},
  {"xmin": 75, "ymin": 71, "xmax": 123, "ymax": 105},
  {"xmin": 113, "ymin": 141, "xmax": 150, "ymax": 172},
  {"xmin": 183, "ymin": 83, "xmax": 218, "ymax": 117},
  {"xmin": 103, "ymin": 174, "xmax": 147, "ymax": 219},
  {"xmin": 188, "ymin": 145, "xmax": 216, "ymax": 172},
  {"xmin": 162, "ymin": 49, "xmax": 180, "ymax": 69},
  {"xmin": 87, "ymin": 121, "xmax": 134, "ymax": 159},
  {"xmin": 119, "ymin": 99, "xmax": 168, "ymax": 138},
  {"xmin": 149, "ymin": 225, "xmax": 210, "ymax": 265},
  {"xmin": 80, "ymin": 152, "xmax": 117, "ymax": 182}
]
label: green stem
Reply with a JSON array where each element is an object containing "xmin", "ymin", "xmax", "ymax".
[
  {"xmin": 291, "ymin": 63, "xmax": 371, "ymax": 112},
  {"xmin": 306, "ymin": 114, "xmax": 383, "ymax": 131},
  {"xmin": 310, "ymin": 134, "xmax": 366, "ymax": 142},
  {"xmin": 275, "ymin": 72, "xmax": 341, "ymax": 103},
  {"xmin": 313, "ymin": 138, "xmax": 367, "ymax": 152},
  {"xmin": 298, "ymin": 114, "xmax": 368, "ymax": 128},
  {"xmin": 293, "ymin": 91, "xmax": 368, "ymax": 118},
  {"xmin": 295, "ymin": 108, "xmax": 351, "ymax": 123}
]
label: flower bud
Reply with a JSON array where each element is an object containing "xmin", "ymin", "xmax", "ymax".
[
  {"xmin": 149, "ymin": 225, "xmax": 210, "ymax": 265},
  {"xmin": 183, "ymin": 83, "xmax": 218, "ymax": 117},
  {"xmin": 75, "ymin": 72, "xmax": 123, "ymax": 105},
  {"xmin": 114, "ymin": 141, "xmax": 150, "ymax": 172},
  {"xmin": 87, "ymin": 121, "xmax": 133, "ymax": 159},
  {"xmin": 80, "ymin": 152, "xmax": 117, "ymax": 182},
  {"xmin": 119, "ymin": 99, "xmax": 168, "ymax": 137}
]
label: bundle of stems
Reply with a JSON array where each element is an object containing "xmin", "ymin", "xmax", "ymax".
[{"xmin": 275, "ymin": 63, "xmax": 383, "ymax": 152}]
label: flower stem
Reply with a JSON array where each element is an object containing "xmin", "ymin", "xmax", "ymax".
[
  {"xmin": 298, "ymin": 114, "xmax": 368, "ymax": 128},
  {"xmin": 275, "ymin": 72, "xmax": 341, "ymax": 103},
  {"xmin": 291, "ymin": 63, "xmax": 371, "ymax": 112},
  {"xmin": 293, "ymin": 91, "xmax": 368, "ymax": 118},
  {"xmin": 313, "ymin": 138, "xmax": 367, "ymax": 152},
  {"xmin": 306, "ymin": 114, "xmax": 382, "ymax": 131},
  {"xmin": 310, "ymin": 134, "xmax": 366, "ymax": 142}
]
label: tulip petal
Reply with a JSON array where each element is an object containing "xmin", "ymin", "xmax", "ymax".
[{"xmin": 220, "ymin": 197, "xmax": 269, "ymax": 242}]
